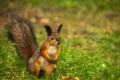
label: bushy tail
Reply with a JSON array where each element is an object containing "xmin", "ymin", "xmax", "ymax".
[{"xmin": 8, "ymin": 20, "xmax": 37, "ymax": 61}]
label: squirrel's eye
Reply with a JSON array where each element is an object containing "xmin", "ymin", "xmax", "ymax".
[{"xmin": 50, "ymin": 37, "xmax": 54, "ymax": 40}]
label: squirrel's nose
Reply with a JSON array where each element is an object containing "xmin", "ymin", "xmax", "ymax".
[{"xmin": 57, "ymin": 42, "xmax": 60, "ymax": 45}]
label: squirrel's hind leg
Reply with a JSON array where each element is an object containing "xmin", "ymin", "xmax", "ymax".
[
  {"xmin": 45, "ymin": 63, "xmax": 55, "ymax": 77},
  {"xmin": 34, "ymin": 60, "xmax": 41, "ymax": 77}
]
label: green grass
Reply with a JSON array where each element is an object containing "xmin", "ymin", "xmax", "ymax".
[
  {"xmin": 0, "ymin": 0, "xmax": 120, "ymax": 80},
  {"xmin": 0, "ymin": 24, "xmax": 119, "ymax": 80},
  {"xmin": 28, "ymin": 0, "xmax": 120, "ymax": 14},
  {"xmin": 3, "ymin": 0, "xmax": 120, "ymax": 14}
]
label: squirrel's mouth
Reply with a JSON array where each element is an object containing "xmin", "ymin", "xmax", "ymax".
[{"xmin": 50, "ymin": 43, "xmax": 58, "ymax": 47}]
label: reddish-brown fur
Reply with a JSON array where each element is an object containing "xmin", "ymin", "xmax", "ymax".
[
  {"xmin": 9, "ymin": 20, "xmax": 62, "ymax": 77},
  {"xmin": 34, "ymin": 60, "xmax": 41, "ymax": 77},
  {"xmin": 34, "ymin": 40, "xmax": 59, "ymax": 77},
  {"xmin": 45, "ymin": 63, "xmax": 55, "ymax": 77}
]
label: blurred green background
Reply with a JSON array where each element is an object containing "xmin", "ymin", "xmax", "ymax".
[{"xmin": 0, "ymin": 0, "xmax": 120, "ymax": 80}]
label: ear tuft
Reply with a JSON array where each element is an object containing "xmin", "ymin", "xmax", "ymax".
[
  {"xmin": 58, "ymin": 24, "xmax": 63, "ymax": 33},
  {"xmin": 44, "ymin": 25, "xmax": 52, "ymax": 36}
]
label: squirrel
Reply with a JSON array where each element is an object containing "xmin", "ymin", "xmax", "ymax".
[{"xmin": 8, "ymin": 20, "xmax": 62, "ymax": 77}]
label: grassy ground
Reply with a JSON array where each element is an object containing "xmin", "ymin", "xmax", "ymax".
[{"xmin": 0, "ymin": 0, "xmax": 120, "ymax": 80}]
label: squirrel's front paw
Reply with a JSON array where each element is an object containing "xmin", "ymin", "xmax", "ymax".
[{"xmin": 50, "ymin": 57, "xmax": 57, "ymax": 63}]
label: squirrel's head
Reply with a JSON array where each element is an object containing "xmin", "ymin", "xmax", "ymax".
[{"xmin": 44, "ymin": 24, "xmax": 62, "ymax": 47}]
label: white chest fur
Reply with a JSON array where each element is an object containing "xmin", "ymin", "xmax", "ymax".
[
  {"xmin": 38, "ymin": 46, "xmax": 57, "ymax": 71},
  {"xmin": 48, "ymin": 46, "xmax": 57, "ymax": 56}
]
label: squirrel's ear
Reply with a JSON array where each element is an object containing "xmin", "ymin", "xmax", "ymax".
[
  {"xmin": 44, "ymin": 25, "xmax": 52, "ymax": 36},
  {"xmin": 58, "ymin": 24, "xmax": 63, "ymax": 33}
]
